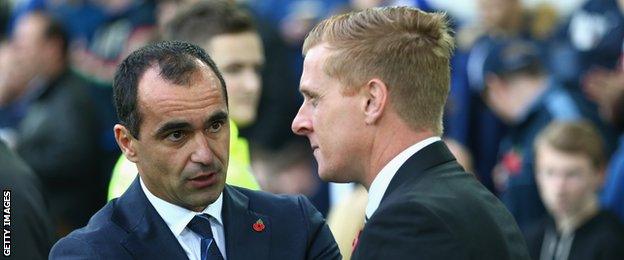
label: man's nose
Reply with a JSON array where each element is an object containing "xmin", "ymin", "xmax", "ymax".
[
  {"xmin": 291, "ymin": 105, "xmax": 312, "ymax": 136},
  {"xmin": 190, "ymin": 133, "xmax": 215, "ymax": 165}
]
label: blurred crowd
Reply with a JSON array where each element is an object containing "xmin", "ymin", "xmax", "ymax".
[{"xmin": 1, "ymin": 0, "xmax": 624, "ymax": 259}]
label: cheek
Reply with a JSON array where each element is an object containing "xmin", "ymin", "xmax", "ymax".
[
  {"xmin": 537, "ymin": 177, "xmax": 559, "ymax": 198},
  {"xmin": 212, "ymin": 133, "xmax": 230, "ymax": 164},
  {"xmin": 223, "ymin": 74, "xmax": 243, "ymax": 94},
  {"xmin": 149, "ymin": 143, "xmax": 192, "ymax": 178},
  {"xmin": 568, "ymin": 180, "xmax": 593, "ymax": 198}
]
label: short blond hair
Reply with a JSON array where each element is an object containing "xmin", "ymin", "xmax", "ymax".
[
  {"xmin": 303, "ymin": 7, "xmax": 454, "ymax": 134},
  {"xmin": 534, "ymin": 121, "xmax": 605, "ymax": 170}
]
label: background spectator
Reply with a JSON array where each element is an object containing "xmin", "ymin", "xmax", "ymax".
[
  {"xmin": 525, "ymin": 121, "xmax": 624, "ymax": 259},
  {"xmin": 11, "ymin": 11, "xmax": 103, "ymax": 237},
  {"xmin": 481, "ymin": 39, "xmax": 607, "ymax": 230},
  {"xmin": 0, "ymin": 140, "xmax": 55, "ymax": 259}
]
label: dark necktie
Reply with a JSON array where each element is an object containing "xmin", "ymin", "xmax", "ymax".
[{"xmin": 187, "ymin": 214, "xmax": 225, "ymax": 260}]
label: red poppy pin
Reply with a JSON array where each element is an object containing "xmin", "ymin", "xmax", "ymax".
[{"xmin": 253, "ymin": 219, "xmax": 265, "ymax": 232}]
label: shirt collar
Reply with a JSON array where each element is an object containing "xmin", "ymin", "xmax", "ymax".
[
  {"xmin": 365, "ymin": 136, "xmax": 441, "ymax": 220},
  {"xmin": 140, "ymin": 177, "xmax": 224, "ymax": 237}
]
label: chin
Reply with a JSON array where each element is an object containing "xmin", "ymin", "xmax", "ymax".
[
  {"xmin": 318, "ymin": 170, "xmax": 352, "ymax": 183},
  {"xmin": 194, "ymin": 189, "xmax": 223, "ymax": 205}
]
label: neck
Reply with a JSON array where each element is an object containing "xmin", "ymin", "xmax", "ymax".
[
  {"xmin": 554, "ymin": 195, "xmax": 599, "ymax": 235},
  {"xmin": 361, "ymin": 121, "xmax": 435, "ymax": 190}
]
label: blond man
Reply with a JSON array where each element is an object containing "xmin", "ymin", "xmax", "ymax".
[{"xmin": 292, "ymin": 7, "xmax": 529, "ymax": 259}]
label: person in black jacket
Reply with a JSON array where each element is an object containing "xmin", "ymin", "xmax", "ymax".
[
  {"xmin": 291, "ymin": 6, "xmax": 530, "ymax": 259},
  {"xmin": 11, "ymin": 11, "xmax": 102, "ymax": 236},
  {"xmin": 0, "ymin": 140, "xmax": 55, "ymax": 259},
  {"xmin": 524, "ymin": 121, "xmax": 624, "ymax": 260}
]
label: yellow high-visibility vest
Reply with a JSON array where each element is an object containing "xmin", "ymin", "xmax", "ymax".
[{"xmin": 107, "ymin": 120, "xmax": 260, "ymax": 201}]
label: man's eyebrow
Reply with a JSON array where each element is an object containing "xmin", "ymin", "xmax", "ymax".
[
  {"xmin": 203, "ymin": 110, "xmax": 229, "ymax": 127},
  {"xmin": 300, "ymin": 88, "xmax": 317, "ymax": 98},
  {"xmin": 154, "ymin": 121, "xmax": 192, "ymax": 137}
]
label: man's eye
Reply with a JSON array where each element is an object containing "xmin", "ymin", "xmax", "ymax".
[
  {"xmin": 166, "ymin": 131, "xmax": 185, "ymax": 142},
  {"xmin": 224, "ymin": 64, "xmax": 243, "ymax": 74},
  {"xmin": 208, "ymin": 121, "xmax": 224, "ymax": 133},
  {"xmin": 311, "ymin": 98, "xmax": 319, "ymax": 107}
]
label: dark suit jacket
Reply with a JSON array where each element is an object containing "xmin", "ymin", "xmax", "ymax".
[
  {"xmin": 352, "ymin": 141, "xmax": 530, "ymax": 260},
  {"xmin": 49, "ymin": 178, "xmax": 340, "ymax": 259},
  {"xmin": 0, "ymin": 141, "xmax": 55, "ymax": 259},
  {"xmin": 16, "ymin": 70, "xmax": 103, "ymax": 231}
]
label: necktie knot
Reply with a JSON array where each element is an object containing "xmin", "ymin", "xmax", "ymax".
[
  {"xmin": 188, "ymin": 214, "xmax": 215, "ymax": 239},
  {"xmin": 187, "ymin": 214, "xmax": 224, "ymax": 260}
]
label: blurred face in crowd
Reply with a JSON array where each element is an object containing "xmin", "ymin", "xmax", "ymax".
[
  {"xmin": 205, "ymin": 32, "xmax": 264, "ymax": 127},
  {"xmin": 120, "ymin": 61, "xmax": 230, "ymax": 212},
  {"xmin": 535, "ymin": 143, "xmax": 601, "ymax": 219},
  {"xmin": 156, "ymin": 0, "xmax": 200, "ymax": 34},
  {"xmin": 0, "ymin": 41, "xmax": 32, "ymax": 104},
  {"xmin": 477, "ymin": 0, "xmax": 519, "ymax": 30},
  {"xmin": 11, "ymin": 13, "xmax": 48, "ymax": 76},
  {"xmin": 350, "ymin": 0, "xmax": 384, "ymax": 10},
  {"xmin": 484, "ymin": 74, "xmax": 544, "ymax": 124},
  {"xmin": 292, "ymin": 44, "xmax": 368, "ymax": 183}
]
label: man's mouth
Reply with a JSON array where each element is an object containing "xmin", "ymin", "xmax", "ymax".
[{"xmin": 187, "ymin": 172, "xmax": 219, "ymax": 189}]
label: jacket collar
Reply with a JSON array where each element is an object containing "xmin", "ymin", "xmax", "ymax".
[
  {"xmin": 380, "ymin": 141, "xmax": 457, "ymax": 203},
  {"xmin": 112, "ymin": 177, "xmax": 189, "ymax": 259},
  {"xmin": 111, "ymin": 178, "xmax": 273, "ymax": 259},
  {"xmin": 222, "ymin": 185, "xmax": 271, "ymax": 259}
]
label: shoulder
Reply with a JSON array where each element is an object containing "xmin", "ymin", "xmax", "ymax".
[
  {"xmin": 229, "ymin": 185, "xmax": 317, "ymax": 218},
  {"xmin": 584, "ymin": 211, "xmax": 624, "ymax": 241},
  {"xmin": 574, "ymin": 211, "xmax": 624, "ymax": 258},
  {"xmin": 226, "ymin": 186, "xmax": 340, "ymax": 259},
  {"xmin": 364, "ymin": 171, "xmax": 528, "ymax": 258},
  {"xmin": 50, "ymin": 235, "xmax": 102, "ymax": 259},
  {"xmin": 49, "ymin": 201, "xmax": 125, "ymax": 259},
  {"xmin": 356, "ymin": 198, "xmax": 469, "ymax": 259},
  {"xmin": 370, "ymin": 194, "xmax": 456, "ymax": 234}
]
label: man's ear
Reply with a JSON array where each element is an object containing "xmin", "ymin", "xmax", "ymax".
[
  {"xmin": 114, "ymin": 124, "xmax": 139, "ymax": 163},
  {"xmin": 362, "ymin": 78, "xmax": 388, "ymax": 125}
]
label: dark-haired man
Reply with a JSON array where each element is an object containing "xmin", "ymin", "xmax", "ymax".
[
  {"xmin": 108, "ymin": 0, "xmax": 262, "ymax": 200},
  {"xmin": 11, "ymin": 11, "xmax": 101, "ymax": 236},
  {"xmin": 50, "ymin": 41, "xmax": 340, "ymax": 259}
]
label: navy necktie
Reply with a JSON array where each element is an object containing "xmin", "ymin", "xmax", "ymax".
[{"xmin": 187, "ymin": 214, "xmax": 225, "ymax": 260}]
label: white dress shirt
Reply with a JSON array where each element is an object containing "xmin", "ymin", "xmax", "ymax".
[
  {"xmin": 140, "ymin": 178, "xmax": 227, "ymax": 259},
  {"xmin": 365, "ymin": 137, "xmax": 441, "ymax": 220}
]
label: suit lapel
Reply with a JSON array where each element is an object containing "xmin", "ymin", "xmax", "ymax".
[
  {"xmin": 380, "ymin": 141, "xmax": 457, "ymax": 202},
  {"xmin": 222, "ymin": 185, "xmax": 271, "ymax": 259},
  {"xmin": 113, "ymin": 177, "xmax": 188, "ymax": 259}
]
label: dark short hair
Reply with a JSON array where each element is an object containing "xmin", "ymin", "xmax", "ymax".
[
  {"xmin": 113, "ymin": 41, "xmax": 228, "ymax": 139},
  {"xmin": 484, "ymin": 40, "xmax": 544, "ymax": 79},
  {"xmin": 42, "ymin": 13, "xmax": 69, "ymax": 58},
  {"xmin": 164, "ymin": 0, "xmax": 255, "ymax": 45}
]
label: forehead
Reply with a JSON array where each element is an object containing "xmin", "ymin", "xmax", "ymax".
[
  {"xmin": 15, "ymin": 15, "xmax": 45, "ymax": 39},
  {"xmin": 536, "ymin": 144, "xmax": 593, "ymax": 170},
  {"xmin": 300, "ymin": 44, "xmax": 332, "ymax": 92},
  {"xmin": 137, "ymin": 61, "xmax": 226, "ymax": 114},
  {"xmin": 205, "ymin": 32, "xmax": 265, "ymax": 64}
]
